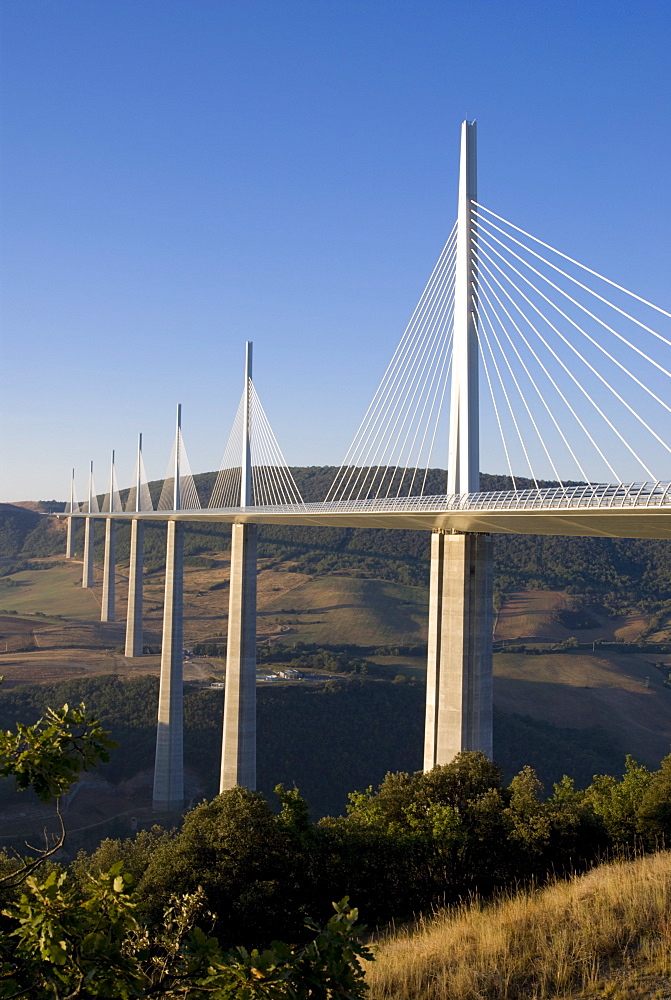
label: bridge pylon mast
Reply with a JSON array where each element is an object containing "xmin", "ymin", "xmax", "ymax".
[
  {"xmin": 424, "ymin": 120, "xmax": 493, "ymax": 771},
  {"xmin": 100, "ymin": 450, "xmax": 117, "ymax": 622},
  {"xmin": 448, "ymin": 120, "xmax": 479, "ymax": 496}
]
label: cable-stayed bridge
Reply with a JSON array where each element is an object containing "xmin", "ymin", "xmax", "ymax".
[{"xmin": 60, "ymin": 121, "xmax": 671, "ymax": 810}]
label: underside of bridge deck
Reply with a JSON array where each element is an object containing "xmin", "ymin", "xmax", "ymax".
[{"xmin": 69, "ymin": 505, "xmax": 671, "ymax": 539}]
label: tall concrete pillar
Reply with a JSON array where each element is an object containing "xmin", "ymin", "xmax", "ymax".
[
  {"xmin": 65, "ymin": 468, "xmax": 76, "ymax": 559},
  {"xmin": 153, "ymin": 519, "xmax": 184, "ymax": 811},
  {"xmin": 124, "ymin": 519, "xmax": 144, "ymax": 657},
  {"xmin": 82, "ymin": 462, "xmax": 96, "ymax": 589},
  {"xmin": 424, "ymin": 530, "xmax": 493, "ymax": 768},
  {"xmin": 220, "ymin": 522, "xmax": 257, "ymax": 791},
  {"xmin": 65, "ymin": 518, "xmax": 74, "ymax": 559},
  {"xmin": 82, "ymin": 518, "xmax": 95, "ymax": 589},
  {"xmin": 100, "ymin": 520, "xmax": 116, "ymax": 622}
]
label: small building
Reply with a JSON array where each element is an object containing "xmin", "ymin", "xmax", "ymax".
[{"xmin": 278, "ymin": 668, "xmax": 300, "ymax": 679}]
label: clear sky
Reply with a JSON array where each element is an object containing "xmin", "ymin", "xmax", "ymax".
[{"xmin": 1, "ymin": 0, "xmax": 670, "ymax": 501}]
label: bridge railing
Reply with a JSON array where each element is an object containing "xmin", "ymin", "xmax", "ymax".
[{"xmin": 200, "ymin": 480, "xmax": 671, "ymax": 515}]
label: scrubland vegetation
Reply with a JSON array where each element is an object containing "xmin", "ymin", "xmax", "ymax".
[
  {"xmin": 3, "ymin": 707, "xmax": 671, "ymax": 996},
  {"xmin": 59, "ymin": 747, "xmax": 671, "ymax": 944}
]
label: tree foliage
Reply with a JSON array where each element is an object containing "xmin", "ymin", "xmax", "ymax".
[
  {"xmin": 0, "ymin": 701, "xmax": 114, "ymax": 802},
  {"xmin": 0, "ymin": 704, "xmax": 372, "ymax": 998},
  {"xmin": 2, "ymin": 867, "xmax": 370, "ymax": 999}
]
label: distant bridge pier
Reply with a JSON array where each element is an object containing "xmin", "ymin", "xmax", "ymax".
[
  {"xmin": 100, "ymin": 520, "xmax": 116, "ymax": 621},
  {"xmin": 82, "ymin": 462, "xmax": 96, "ymax": 588},
  {"xmin": 153, "ymin": 408, "xmax": 185, "ymax": 812},
  {"xmin": 424, "ymin": 530, "xmax": 493, "ymax": 767},
  {"xmin": 423, "ymin": 119, "xmax": 493, "ymax": 768},
  {"xmin": 220, "ymin": 343, "xmax": 257, "ymax": 791},
  {"xmin": 125, "ymin": 519, "xmax": 145, "ymax": 657},
  {"xmin": 220, "ymin": 523, "xmax": 257, "ymax": 790},
  {"xmin": 125, "ymin": 436, "xmax": 146, "ymax": 657},
  {"xmin": 65, "ymin": 517, "xmax": 74, "ymax": 559},
  {"xmin": 101, "ymin": 452, "xmax": 119, "ymax": 622},
  {"xmin": 65, "ymin": 468, "xmax": 75, "ymax": 558},
  {"xmin": 124, "ymin": 519, "xmax": 144, "ymax": 656},
  {"xmin": 82, "ymin": 519, "xmax": 95, "ymax": 587}
]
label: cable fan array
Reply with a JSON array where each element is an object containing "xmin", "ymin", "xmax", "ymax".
[
  {"xmin": 124, "ymin": 446, "xmax": 154, "ymax": 514},
  {"xmin": 471, "ymin": 203, "xmax": 671, "ymax": 488},
  {"xmin": 158, "ymin": 427, "xmax": 201, "ymax": 511},
  {"xmin": 327, "ymin": 202, "xmax": 671, "ymax": 502},
  {"xmin": 64, "ymin": 475, "xmax": 79, "ymax": 514},
  {"xmin": 326, "ymin": 223, "xmax": 457, "ymax": 503},
  {"xmin": 80, "ymin": 468, "xmax": 99, "ymax": 514},
  {"xmin": 209, "ymin": 381, "xmax": 303, "ymax": 508},
  {"xmin": 64, "ymin": 380, "xmax": 301, "ymax": 515},
  {"xmin": 64, "ymin": 202, "xmax": 671, "ymax": 512},
  {"xmin": 101, "ymin": 460, "xmax": 123, "ymax": 514}
]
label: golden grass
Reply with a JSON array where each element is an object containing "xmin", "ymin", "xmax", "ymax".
[{"xmin": 366, "ymin": 852, "xmax": 671, "ymax": 1000}]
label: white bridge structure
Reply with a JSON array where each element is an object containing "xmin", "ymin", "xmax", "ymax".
[{"xmin": 61, "ymin": 122, "xmax": 671, "ymax": 811}]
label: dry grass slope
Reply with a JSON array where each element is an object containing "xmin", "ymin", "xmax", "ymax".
[{"xmin": 367, "ymin": 851, "xmax": 671, "ymax": 1000}]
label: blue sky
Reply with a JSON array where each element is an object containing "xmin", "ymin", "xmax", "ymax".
[{"xmin": 2, "ymin": 0, "xmax": 670, "ymax": 500}]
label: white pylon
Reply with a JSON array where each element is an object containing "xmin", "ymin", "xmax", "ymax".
[
  {"xmin": 174, "ymin": 404, "xmax": 181, "ymax": 512},
  {"xmin": 241, "ymin": 342, "xmax": 252, "ymax": 507},
  {"xmin": 447, "ymin": 119, "xmax": 479, "ymax": 496}
]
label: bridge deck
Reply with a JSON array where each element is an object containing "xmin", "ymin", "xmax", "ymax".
[{"xmin": 65, "ymin": 483, "xmax": 671, "ymax": 539}]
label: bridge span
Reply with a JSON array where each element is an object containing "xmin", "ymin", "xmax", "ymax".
[
  {"xmin": 70, "ymin": 482, "xmax": 671, "ymax": 538},
  {"xmin": 58, "ymin": 118, "xmax": 671, "ymax": 811}
]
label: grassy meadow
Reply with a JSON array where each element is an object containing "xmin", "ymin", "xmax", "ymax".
[
  {"xmin": 260, "ymin": 575, "xmax": 428, "ymax": 646},
  {"xmin": 367, "ymin": 851, "xmax": 671, "ymax": 1000},
  {"xmin": 0, "ymin": 561, "xmax": 99, "ymax": 618}
]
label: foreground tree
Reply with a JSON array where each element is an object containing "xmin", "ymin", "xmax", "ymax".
[
  {"xmin": 0, "ymin": 700, "xmax": 372, "ymax": 999},
  {"xmin": 0, "ymin": 701, "xmax": 114, "ymax": 887},
  {"xmin": 2, "ymin": 873, "xmax": 369, "ymax": 999}
]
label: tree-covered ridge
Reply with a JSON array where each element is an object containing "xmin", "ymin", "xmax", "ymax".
[{"xmin": 1, "ymin": 676, "xmax": 670, "ymax": 996}]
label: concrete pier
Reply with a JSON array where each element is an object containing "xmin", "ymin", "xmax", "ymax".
[
  {"xmin": 65, "ymin": 468, "xmax": 76, "ymax": 558},
  {"xmin": 220, "ymin": 522, "xmax": 258, "ymax": 791},
  {"xmin": 65, "ymin": 518, "xmax": 74, "ymax": 559},
  {"xmin": 124, "ymin": 519, "xmax": 144, "ymax": 657},
  {"xmin": 423, "ymin": 530, "xmax": 493, "ymax": 768},
  {"xmin": 423, "ymin": 121, "xmax": 493, "ymax": 769},
  {"xmin": 100, "ymin": 520, "xmax": 116, "ymax": 622},
  {"xmin": 82, "ymin": 518, "xmax": 95, "ymax": 588},
  {"xmin": 153, "ymin": 519, "xmax": 184, "ymax": 810}
]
